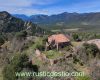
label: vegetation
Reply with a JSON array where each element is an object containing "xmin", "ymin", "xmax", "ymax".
[
  {"xmin": 71, "ymin": 32, "xmax": 100, "ymax": 41},
  {"xmin": 15, "ymin": 31, "xmax": 27, "ymax": 38},
  {"xmin": 32, "ymin": 37, "xmax": 46, "ymax": 51},
  {"xmin": 44, "ymin": 50, "xmax": 63, "ymax": 59},
  {"xmin": 0, "ymin": 36, "xmax": 5, "ymax": 46},
  {"xmin": 72, "ymin": 33, "xmax": 80, "ymax": 41},
  {"xmin": 83, "ymin": 43, "xmax": 100, "ymax": 57},
  {"xmin": 2, "ymin": 54, "xmax": 38, "ymax": 80},
  {"xmin": 76, "ymin": 76, "xmax": 91, "ymax": 80},
  {"xmin": 0, "ymin": 33, "xmax": 7, "ymax": 46},
  {"xmin": 3, "ymin": 54, "xmax": 28, "ymax": 80}
]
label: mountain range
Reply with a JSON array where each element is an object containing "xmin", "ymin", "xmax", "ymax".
[
  {"xmin": 13, "ymin": 12, "xmax": 100, "ymax": 30},
  {"xmin": 0, "ymin": 11, "xmax": 100, "ymax": 32},
  {"xmin": 0, "ymin": 11, "xmax": 48, "ymax": 35}
]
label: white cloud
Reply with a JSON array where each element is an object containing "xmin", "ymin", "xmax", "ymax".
[
  {"xmin": 0, "ymin": 0, "xmax": 100, "ymax": 15},
  {"xmin": 0, "ymin": 0, "xmax": 32, "ymax": 7},
  {"xmin": 13, "ymin": 8, "xmax": 49, "ymax": 15},
  {"xmin": 0, "ymin": 0, "xmax": 57, "ymax": 7},
  {"xmin": 0, "ymin": 0, "xmax": 57, "ymax": 15},
  {"xmin": 0, "ymin": 7, "xmax": 49, "ymax": 16}
]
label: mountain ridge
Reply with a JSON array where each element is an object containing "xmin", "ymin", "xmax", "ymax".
[
  {"xmin": 0, "ymin": 11, "xmax": 49, "ymax": 35},
  {"xmin": 13, "ymin": 12, "xmax": 100, "ymax": 30}
]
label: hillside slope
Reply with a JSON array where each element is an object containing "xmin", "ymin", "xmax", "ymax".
[{"xmin": 0, "ymin": 11, "xmax": 49, "ymax": 35}]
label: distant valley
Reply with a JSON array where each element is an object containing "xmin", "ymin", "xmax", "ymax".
[{"xmin": 13, "ymin": 12, "xmax": 100, "ymax": 31}]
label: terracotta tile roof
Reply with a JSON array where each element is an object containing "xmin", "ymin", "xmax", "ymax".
[{"xmin": 48, "ymin": 34, "xmax": 70, "ymax": 43}]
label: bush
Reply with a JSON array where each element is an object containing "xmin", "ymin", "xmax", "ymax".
[
  {"xmin": 0, "ymin": 36, "xmax": 5, "ymax": 46},
  {"xmin": 32, "ymin": 37, "xmax": 45, "ymax": 51},
  {"xmin": 2, "ymin": 54, "xmax": 31, "ymax": 80},
  {"xmin": 83, "ymin": 43, "xmax": 99, "ymax": 57},
  {"xmin": 73, "ymin": 55, "xmax": 80, "ymax": 64},
  {"xmin": 0, "ymin": 35, "xmax": 5, "ymax": 45},
  {"xmin": 15, "ymin": 31, "xmax": 27, "ymax": 38},
  {"xmin": 76, "ymin": 76, "xmax": 91, "ymax": 80},
  {"xmin": 72, "ymin": 33, "xmax": 80, "ymax": 41},
  {"xmin": 44, "ymin": 50, "xmax": 63, "ymax": 59}
]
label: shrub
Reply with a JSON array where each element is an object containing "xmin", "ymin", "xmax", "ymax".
[
  {"xmin": 32, "ymin": 37, "xmax": 45, "ymax": 51},
  {"xmin": 83, "ymin": 43, "xmax": 99, "ymax": 57},
  {"xmin": 45, "ymin": 50, "xmax": 63, "ymax": 59},
  {"xmin": 73, "ymin": 55, "xmax": 80, "ymax": 64},
  {"xmin": 76, "ymin": 76, "xmax": 91, "ymax": 80},
  {"xmin": 0, "ymin": 36, "xmax": 5, "ymax": 46},
  {"xmin": 15, "ymin": 31, "xmax": 27, "ymax": 38},
  {"xmin": 2, "ymin": 54, "xmax": 37, "ymax": 80},
  {"xmin": 72, "ymin": 33, "xmax": 80, "ymax": 41}
]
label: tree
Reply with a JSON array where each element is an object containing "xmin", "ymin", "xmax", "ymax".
[{"xmin": 2, "ymin": 54, "xmax": 33, "ymax": 80}]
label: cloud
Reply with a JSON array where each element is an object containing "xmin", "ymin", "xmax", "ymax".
[
  {"xmin": 14, "ymin": 9, "xmax": 48, "ymax": 15},
  {"xmin": 0, "ymin": 0, "xmax": 100, "ymax": 15},
  {"xmin": 0, "ymin": 0, "xmax": 50, "ymax": 15},
  {"xmin": 0, "ymin": 7, "xmax": 48, "ymax": 16},
  {"xmin": 0, "ymin": 0, "xmax": 58, "ymax": 7},
  {"xmin": 0, "ymin": 0, "xmax": 31, "ymax": 8},
  {"xmin": 46, "ymin": 0, "xmax": 100, "ymax": 13},
  {"xmin": 0, "ymin": 0, "xmax": 58, "ymax": 15}
]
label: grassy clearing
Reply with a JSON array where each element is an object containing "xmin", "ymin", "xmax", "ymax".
[
  {"xmin": 44, "ymin": 50, "xmax": 63, "ymax": 59},
  {"xmin": 71, "ymin": 41, "xmax": 83, "ymax": 47},
  {"xmin": 51, "ymin": 28, "xmax": 80, "ymax": 32},
  {"xmin": 33, "ymin": 57, "xmax": 44, "ymax": 66}
]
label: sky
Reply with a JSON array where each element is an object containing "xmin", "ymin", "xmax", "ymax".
[{"xmin": 0, "ymin": 0, "xmax": 100, "ymax": 15}]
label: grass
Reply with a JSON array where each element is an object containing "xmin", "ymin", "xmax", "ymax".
[
  {"xmin": 0, "ymin": 67, "xmax": 3, "ymax": 80},
  {"xmin": 74, "ymin": 63, "xmax": 91, "ymax": 76},
  {"xmin": 71, "ymin": 41, "xmax": 83, "ymax": 47},
  {"xmin": 22, "ymin": 37, "xmax": 45, "ymax": 56},
  {"xmin": 51, "ymin": 28, "xmax": 81, "ymax": 32},
  {"xmin": 75, "ymin": 75, "xmax": 91, "ymax": 80},
  {"xmin": 44, "ymin": 50, "xmax": 63, "ymax": 59},
  {"xmin": 31, "ymin": 37, "xmax": 45, "ymax": 50},
  {"xmin": 33, "ymin": 57, "xmax": 44, "ymax": 66}
]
